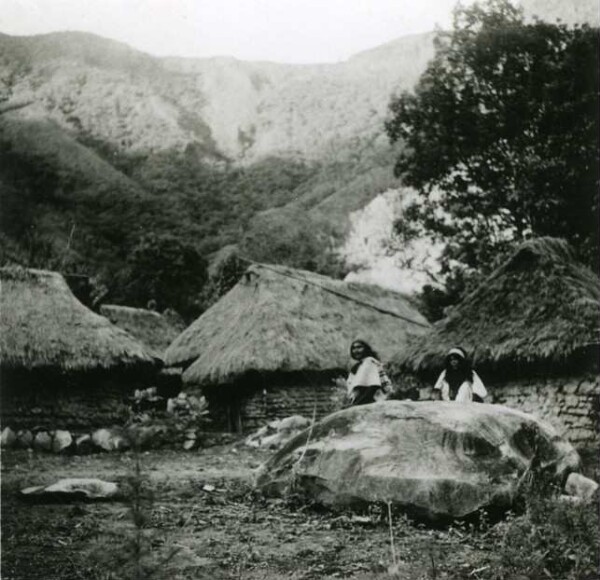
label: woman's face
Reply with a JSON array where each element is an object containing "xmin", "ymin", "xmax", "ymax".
[
  {"xmin": 351, "ymin": 342, "xmax": 367, "ymax": 360},
  {"xmin": 449, "ymin": 354, "xmax": 462, "ymax": 369}
]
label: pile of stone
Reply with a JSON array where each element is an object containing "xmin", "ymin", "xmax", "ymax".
[
  {"xmin": 0, "ymin": 425, "xmax": 166, "ymax": 454},
  {"xmin": 245, "ymin": 415, "xmax": 311, "ymax": 450},
  {"xmin": 0, "ymin": 393, "xmax": 212, "ymax": 453}
]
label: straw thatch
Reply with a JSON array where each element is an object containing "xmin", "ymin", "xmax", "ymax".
[
  {"xmin": 99, "ymin": 304, "xmax": 185, "ymax": 358},
  {"xmin": 390, "ymin": 238, "xmax": 600, "ymax": 376},
  {"xmin": 164, "ymin": 262, "xmax": 431, "ymax": 386},
  {"xmin": 0, "ymin": 267, "xmax": 157, "ymax": 371}
]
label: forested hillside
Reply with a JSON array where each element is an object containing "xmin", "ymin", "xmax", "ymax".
[
  {"xmin": 0, "ymin": 28, "xmax": 426, "ymax": 316},
  {"xmin": 0, "ymin": 0, "xmax": 595, "ymax": 319}
]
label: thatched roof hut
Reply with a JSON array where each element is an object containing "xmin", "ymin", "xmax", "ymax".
[
  {"xmin": 99, "ymin": 304, "xmax": 185, "ymax": 359},
  {"xmin": 390, "ymin": 238, "xmax": 599, "ymax": 379},
  {"xmin": 165, "ymin": 262, "xmax": 431, "ymax": 386},
  {"xmin": 0, "ymin": 267, "xmax": 157, "ymax": 372}
]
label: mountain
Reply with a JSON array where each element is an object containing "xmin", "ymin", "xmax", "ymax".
[
  {"xmin": 0, "ymin": 30, "xmax": 435, "ymax": 163},
  {"xmin": 520, "ymin": 0, "xmax": 597, "ymax": 26},
  {"xmin": 0, "ymin": 0, "xmax": 596, "ymax": 310}
]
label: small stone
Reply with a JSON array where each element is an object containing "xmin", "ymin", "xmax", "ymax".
[
  {"xmin": 75, "ymin": 434, "xmax": 94, "ymax": 454},
  {"xmin": 52, "ymin": 430, "xmax": 73, "ymax": 453},
  {"xmin": 16, "ymin": 430, "xmax": 33, "ymax": 448},
  {"xmin": 564, "ymin": 473, "xmax": 599, "ymax": 501},
  {"xmin": 183, "ymin": 439, "xmax": 196, "ymax": 450},
  {"xmin": 1, "ymin": 427, "xmax": 16, "ymax": 448},
  {"xmin": 33, "ymin": 431, "xmax": 53, "ymax": 452},
  {"xmin": 92, "ymin": 428, "xmax": 130, "ymax": 452}
]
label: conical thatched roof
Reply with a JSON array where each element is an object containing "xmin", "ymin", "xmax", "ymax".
[
  {"xmin": 0, "ymin": 267, "xmax": 157, "ymax": 371},
  {"xmin": 164, "ymin": 263, "xmax": 431, "ymax": 386},
  {"xmin": 390, "ymin": 238, "xmax": 600, "ymax": 376},
  {"xmin": 99, "ymin": 304, "xmax": 185, "ymax": 359}
]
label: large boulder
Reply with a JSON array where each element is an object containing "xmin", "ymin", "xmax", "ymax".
[{"xmin": 255, "ymin": 402, "xmax": 581, "ymax": 519}]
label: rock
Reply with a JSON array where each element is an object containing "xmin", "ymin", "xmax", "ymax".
[
  {"xmin": 16, "ymin": 430, "xmax": 33, "ymax": 448},
  {"xmin": 33, "ymin": 431, "xmax": 53, "ymax": 452},
  {"xmin": 564, "ymin": 472, "xmax": 599, "ymax": 501},
  {"xmin": 1, "ymin": 427, "xmax": 16, "ymax": 448},
  {"xmin": 183, "ymin": 439, "xmax": 196, "ymax": 450},
  {"xmin": 75, "ymin": 434, "xmax": 94, "ymax": 454},
  {"xmin": 20, "ymin": 478, "xmax": 119, "ymax": 502},
  {"xmin": 245, "ymin": 415, "xmax": 311, "ymax": 450},
  {"xmin": 278, "ymin": 415, "xmax": 311, "ymax": 432},
  {"xmin": 256, "ymin": 401, "xmax": 581, "ymax": 520},
  {"xmin": 92, "ymin": 428, "xmax": 130, "ymax": 452},
  {"xmin": 52, "ymin": 430, "xmax": 73, "ymax": 453}
]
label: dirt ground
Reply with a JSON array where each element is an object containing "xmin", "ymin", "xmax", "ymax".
[{"xmin": 0, "ymin": 441, "xmax": 596, "ymax": 580}]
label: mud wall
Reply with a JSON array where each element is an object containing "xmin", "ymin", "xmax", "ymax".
[{"xmin": 203, "ymin": 373, "xmax": 340, "ymax": 432}]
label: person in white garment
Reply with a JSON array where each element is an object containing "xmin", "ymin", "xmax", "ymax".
[
  {"xmin": 335, "ymin": 339, "xmax": 391, "ymax": 406},
  {"xmin": 433, "ymin": 347, "xmax": 487, "ymax": 403}
]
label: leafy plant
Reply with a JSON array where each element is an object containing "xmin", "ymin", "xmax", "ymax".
[{"xmin": 386, "ymin": 0, "xmax": 599, "ymax": 300}]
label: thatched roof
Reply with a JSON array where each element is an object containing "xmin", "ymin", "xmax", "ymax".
[
  {"xmin": 99, "ymin": 304, "xmax": 185, "ymax": 358},
  {"xmin": 164, "ymin": 262, "xmax": 431, "ymax": 385},
  {"xmin": 390, "ymin": 238, "xmax": 600, "ymax": 376},
  {"xmin": 0, "ymin": 267, "xmax": 157, "ymax": 371}
]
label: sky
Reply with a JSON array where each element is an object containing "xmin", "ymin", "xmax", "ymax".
[{"xmin": 0, "ymin": 0, "xmax": 461, "ymax": 63}]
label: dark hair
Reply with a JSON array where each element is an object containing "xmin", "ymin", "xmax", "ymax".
[
  {"xmin": 351, "ymin": 339, "xmax": 379, "ymax": 360},
  {"xmin": 350, "ymin": 340, "xmax": 379, "ymax": 373},
  {"xmin": 444, "ymin": 347, "xmax": 473, "ymax": 397}
]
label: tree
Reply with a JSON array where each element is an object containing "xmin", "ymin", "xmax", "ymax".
[
  {"xmin": 239, "ymin": 208, "xmax": 346, "ymax": 278},
  {"xmin": 115, "ymin": 233, "xmax": 208, "ymax": 319},
  {"xmin": 385, "ymin": 0, "xmax": 598, "ymax": 286}
]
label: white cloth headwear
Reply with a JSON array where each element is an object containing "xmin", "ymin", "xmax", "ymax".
[{"xmin": 447, "ymin": 348, "xmax": 466, "ymax": 358}]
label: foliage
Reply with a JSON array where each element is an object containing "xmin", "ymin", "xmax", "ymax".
[
  {"xmin": 128, "ymin": 389, "xmax": 211, "ymax": 449},
  {"xmin": 239, "ymin": 207, "xmax": 348, "ymax": 277},
  {"xmin": 0, "ymin": 118, "xmax": 361, "ymax": 317},
  {"xmin": 113, "ymin": 232, "xmax": 207, "ymax": 319},
  {"xmin": 386, "ymin": 0, "xmax": 599, "ymax": 296},
  {"xmin": 198, "ymin": 246, "xmax": 247, "ymax": 310}
]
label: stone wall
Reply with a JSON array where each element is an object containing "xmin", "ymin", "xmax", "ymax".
[
  {"xmin": 241, "ymin": 382, "xmax": 338, "ymax": 432},
  {"xmin": 204, "ymin": 373, "xmax": 340, "ymax": 432},
  {"xmin": 416, "ymin": 374, "xmax": 599, "ymax": 446},
  {"xmin": 0, "ymin": 372, "xmax": 135, "ymax": 432},
  {"xmin": 492, "ymin": 375, "xmax": 598, "ymax": 446}
]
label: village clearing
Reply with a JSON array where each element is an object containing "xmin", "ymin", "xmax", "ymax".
[{"xmin": 2, "ymin": 442, "xmax": 598, "ymax": 580}]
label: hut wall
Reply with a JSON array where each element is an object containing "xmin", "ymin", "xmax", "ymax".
[
  {"xmin": 241, "ymin": 381, "xmax": 338, "ymax": 432},
  {"xmin": 491, "ymin": 375, "xmax": 599, "ymax": 446},
  {"xmin": 203, "ymin": 373, "xmax": 339, "ymax": 432},
  {"xmin": 0, "ymin": 372, "xmax": 134, "ymax": 432}
]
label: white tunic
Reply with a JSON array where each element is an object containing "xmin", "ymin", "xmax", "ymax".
[
  {"xmin": 433, "ymin": 370, "xmax": 487, "ymax": 402},
  {"xmin": 347, "ymin": 357, "xmax": 382, "ymax": 394}
]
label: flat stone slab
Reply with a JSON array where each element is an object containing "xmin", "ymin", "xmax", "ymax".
[
  {"xmin": 20, "ymin": 478, "xmax": 119, "ymax": 502},
  {"xmin": 256, "ymin": 401, "xmax": 582, "ymax": 519}
]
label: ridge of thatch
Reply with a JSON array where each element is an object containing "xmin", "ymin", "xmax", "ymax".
[
  {"xmin": 390, "ymin": 238, "xmax": 600, "ymax": 376},
  {"xmin": 99, "ymin": 304, "xmax": 185, "ymax": 359},
  {"xmin": 0, "ymin": 267, "xmax": 157, "ymax": 371},
  {"xmin": 164, "ymin": 262, "xmax": 431, "ymax": 385}
]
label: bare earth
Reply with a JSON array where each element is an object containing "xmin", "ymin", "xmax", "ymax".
[{"xmin": 0, "ymin": 442, "xmax": 593, "ymax": 580}]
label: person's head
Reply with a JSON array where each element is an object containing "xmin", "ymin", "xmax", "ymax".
[
  {"xmin": 445, "ymin": 347, "xmax": 469, "ymax": 371},
  {"xmin": 350, "ymin": 339, "xmax": 378, "ymax": 361}
]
